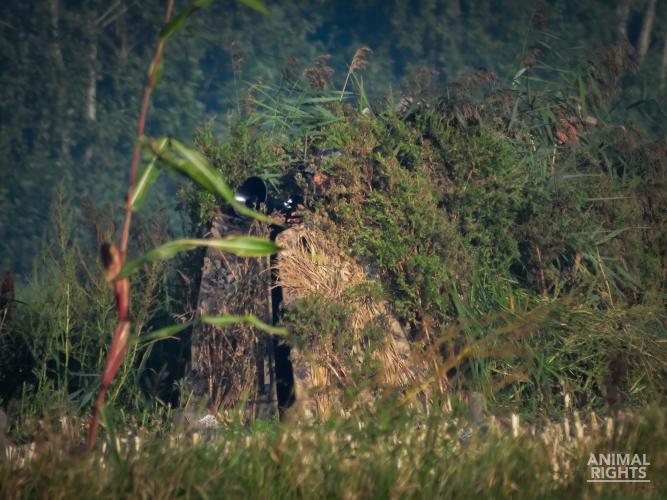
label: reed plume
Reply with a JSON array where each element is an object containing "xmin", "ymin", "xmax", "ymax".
[
  {"xmin": 340, "ymin": 46, "xmax": 372, "ymax": 101},
  {"xmin": 304, "ymin": 54, "xmax": 334, "ymax": 90}
]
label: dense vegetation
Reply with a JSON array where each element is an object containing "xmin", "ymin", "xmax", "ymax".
[
  {"xmin": 1, "ymin": 0, "xmax": 666, "ymax": 497},
  {"xmin": 2, "ymin": 0, "xmax": 666, "ymax": 274},
  {"xmin": 180, "ymin": 38, "xmax": 666, "ymax": 413}
]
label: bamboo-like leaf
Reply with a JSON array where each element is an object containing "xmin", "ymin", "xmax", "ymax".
[
  {"xmin": 170, "ymin": 138, "xmax": 236, "ymax": 197},
  {"xmin": 143, "ymin": 137, "xmax": 272, "ymax": 222},
  {"xmin": 202, "ymin": 314, "xmax": 287, "ymax": 335},
  {"xmin": 160, "ymin": 0, "xmax": 216, "ymax": 40},
  {"xmin": 131, "ymin": 138, "xmax": 168, "ymax": 211},
  {"xmin": 144, "ymin": 139, "xmax": 216, "ymax": 191},
  {"xmin": 118, "ymin": 237, "xmax": 281, "ymax": 278},
  {"xmin": 160, "ymin": 4, "xmax": 197, "ymax": 40},
  {"xmin": 236, "ymin": 0, "xmax": 271, "ymax": 16}
]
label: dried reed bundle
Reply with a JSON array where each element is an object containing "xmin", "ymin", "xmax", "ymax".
[{"xmin": 274, "ymin": 224, "xmax": 415, "ymax": 416}]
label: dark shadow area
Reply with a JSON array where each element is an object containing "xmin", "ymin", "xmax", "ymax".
[{"xmin": 270, "ymin": 230, "xmax": 295, "ymax": 415}]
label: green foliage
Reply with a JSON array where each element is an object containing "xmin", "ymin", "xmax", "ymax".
[
  {"xmin": 80, "ymin": 1, "xmax": 280, "ymax": 450},
  {"xmin": 144, "ymin": 136, "xmax": 274, "ymax": 222},
  {"xmin": 283, "ymin": 291, "xmax": 390, "ymax": 397},
  {"xmin": 178, "ymin": 118, "xmax": 291, "ymax": 231},
  {"xmin": 518, "ymin": 304, "xmax": 667, "ymax": 414},
  {"xmin": 235, "ymin": 0, "xmax": 271, "ymax": 17},
  {"xmin": 248, "ymin": 85, "xmax": 348, "ymax": 139},
  {"xmin": 132, "ymin": 139, "xmax": 168, "ymax": 211},
  {"xmin": 1, "ymin": 2, "xmax": 666, "ymax": 494},
  {"xmin": 201, "ymin": 314, "xmax": 287, "ymax": 336},
  {"xmin": 184, "ymin": 59, "xmax": 666, "ymax": 416}
]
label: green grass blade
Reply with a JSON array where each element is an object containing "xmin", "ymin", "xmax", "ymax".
[
  {"xmin": 118, "ymin": 237, "xmax": 281, "ymax": 278},
  {"xmin": 131, "ymin": 138, "xmax": 168, "ymax": 211},
  {"xmin": 132, "ymin": 321, "xmax": 193, "ymax": 346},
  {"xmin": 143, "ymin": 137, "xmax": 272, "ymax": 222},
  {"xmin": 202, "ymin": 314, "xmax": 287, "ymax": 335},
  {"xmin": 160, "ymin": 4, "xmax": 197, "ymax": 40}
]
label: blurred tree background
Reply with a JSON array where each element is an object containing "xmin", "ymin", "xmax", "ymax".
[{"xmin": 1, "ymin": 0, "xmax": 665, "ymax": 275}]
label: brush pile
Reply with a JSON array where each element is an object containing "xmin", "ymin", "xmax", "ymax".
[{"xmin": 274, "ymin": 222, "xmax": 418, "ymax": 416}]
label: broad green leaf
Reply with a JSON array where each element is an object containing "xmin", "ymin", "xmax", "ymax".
[
  {"xmin": 202, "ymin": 314, "xmax": 287, "ymax": 335},
  {"xmin": 170, "ymin": 138, "xmax": 236, "ymax": 197},
  {"xmin": 202, "ymin": 236, "xmax": 281, "ymax": 256},
  {"xmin": 118, "ymin": 237, "xmax": 281, "ymax": 278},
  {"xmin": 144, "ymin": 139, "xmax": 217, "ymax": 192},
  {"xmin": 131, "ymin": 137, "xmax": 168, "ymax": 211},
  {"xmin": 143, "ymin": 137, "xmax": 272, "ymax": 223},
  {"xmin": 236, "ymin": 0, "xmax": 271, "ymax": 16}
]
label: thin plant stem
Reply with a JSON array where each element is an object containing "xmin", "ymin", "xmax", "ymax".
[
  {"xmin": 86, "ymin": 0, "xmax": 175, "ymax": 451},
  {"xmin": 120, "ymin": 0, "xmax": 175, "ymax": 256}
]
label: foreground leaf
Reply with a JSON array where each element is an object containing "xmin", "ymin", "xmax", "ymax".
[
  {"xmin": 202, "ymin": 314, "xmax": 287, "ymax": 335},
  {"xmin": 160, "ymin": 4, "xmax": 197, "ymax": 40},
  {"xmin": 143, "ymin": 137, "xmax": 272, "ymax": 223},
  {"xmin": 132, "ymin": 321, "xmax": 193, "ymax": 346},
  {"xmin": 131, "ymin": 138, "xmax": 168, "ymax": 211},
  {"xmin": 118, "ymin": 237, "xmax": 281, "ymax": 278},
  {"xmin": 131, "ymin": 313, "xmax": 284, "ymax": 348}
]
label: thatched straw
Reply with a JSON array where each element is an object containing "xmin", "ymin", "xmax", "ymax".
[{"xmin": 274, "ymin": 224, "xmax": 416, "ymax": 416}]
